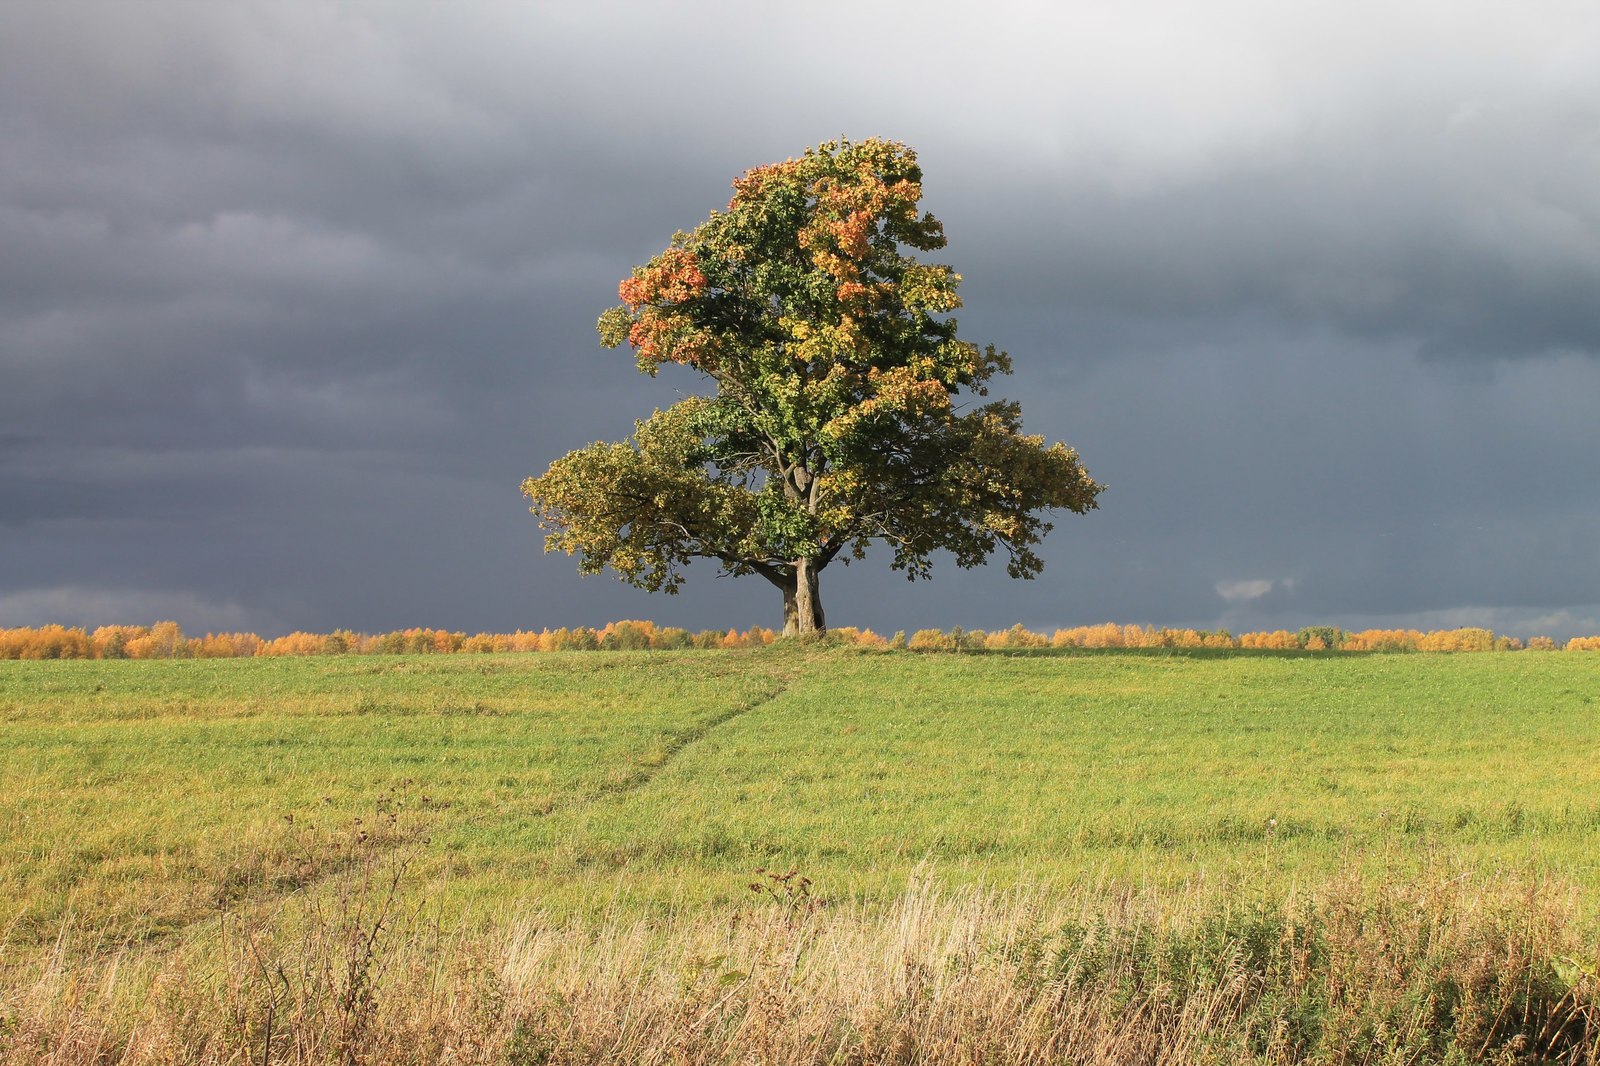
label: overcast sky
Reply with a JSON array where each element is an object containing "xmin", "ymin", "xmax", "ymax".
[{"xmin": 3, "ymin": 1, "xmax": 1598, "ymax": 639}]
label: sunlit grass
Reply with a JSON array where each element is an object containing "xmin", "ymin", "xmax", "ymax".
[
  {"xmin": 502, "ymin": 649, "xmax": 1600, "ymax": 912},
  {"xmin": 4, "ymin": 646, "xmax": 1598, "ymax": 939},
  {"xmin": 0, "ymin": 652, "xmax": 787, "ymax": 942},
  {"xmin": 5, "ymin": 646, "xmax": 1600, "ymax": 1061}
]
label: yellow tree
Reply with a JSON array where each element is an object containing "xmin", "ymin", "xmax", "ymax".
[{"xmin": 524, "ymin": 139, "xmax": 1102, "ymax": 634}]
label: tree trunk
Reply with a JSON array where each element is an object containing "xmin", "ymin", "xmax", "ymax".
[{"xmin": 781, "ymin": 558, "xmax": 826, "ymax": 636}]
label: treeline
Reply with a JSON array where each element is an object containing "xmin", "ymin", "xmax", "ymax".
[
  {"xmin": 0, "ymin": 620, "xmax": 784, "ymax": 660},
  {"xmin": 3, "ymin": 620, "xmax": 1600, "ymax": 660},
  {"xmin": 912, "ymin": 623, "xmax": 1600, "ymax": 653}
]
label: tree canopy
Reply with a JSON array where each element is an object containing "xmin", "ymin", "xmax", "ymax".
[{"xmin": 524, "ymin": 138, "xmax": 1102, "ymax": 634}]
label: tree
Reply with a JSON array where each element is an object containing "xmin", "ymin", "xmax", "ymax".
[{"xmin": 524, "ymin": 139, "xmax": 1102, "ymax": 635}]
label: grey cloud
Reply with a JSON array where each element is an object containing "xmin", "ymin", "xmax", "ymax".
[
  {"xmin": 0, "ymin": 585, "xmax": 264, "ymax": 633},
  {"xmin": 2, "ymin": 1, "xmax": 1597, "ymax": 640}
]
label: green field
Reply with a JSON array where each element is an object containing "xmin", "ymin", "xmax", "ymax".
[
  {"xmin": 4, "ymin": 646, "xmax": 1598, "ymax": 939},
  {"xmin": 5, "ymin": 647, "xmax": 1600, "ymax": 1063}
]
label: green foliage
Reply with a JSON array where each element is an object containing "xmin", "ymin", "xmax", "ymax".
[
  {"xmin": 1297, "ymin": 625, "xmax": 1345, "ymax": 650},
  {"xmin": 525, "ymin": 139, "xmax": 1101, "ymax": 630}
]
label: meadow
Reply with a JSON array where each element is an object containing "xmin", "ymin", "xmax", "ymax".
[{"xmin": 4, "ymin": 645, "xmax": 1600, "ymax": 1063}]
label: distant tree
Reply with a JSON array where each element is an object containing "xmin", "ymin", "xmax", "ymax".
[
  {"xmin": 908, "ymin": 628, "xmax": 955, "ymax": 652},
  {"xmin": 524, "ymin": 139, "xmax": 1102, "ymax": 634},
  {"xmin": 654, "ymin": 626, "xmax": 694, "ymax": 650},
  {"xmin": 1298, "ymin": 626, "xmax": 1344, "ymax": 651},
  {"xmin": 126, "ymin": 621, "xmax": 189, "ymax": 659}
]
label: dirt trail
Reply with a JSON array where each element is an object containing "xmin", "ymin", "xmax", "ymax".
[{"xmin": 590, "ymin": 674, "xmax": 793, "ymax": 802}]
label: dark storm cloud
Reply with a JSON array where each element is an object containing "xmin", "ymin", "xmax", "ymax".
[
  {"xmin": 2, "ymin": 1, "xmax": 1597, "ymax": 639},
  {"xmin": 959, "ymin": 130, "xmax": 1600, "ymax": 365}
]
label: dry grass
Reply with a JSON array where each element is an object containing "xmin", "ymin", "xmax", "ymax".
[
  {"xmin": 7, "ymin": 651, "xmax": 1600, "ymax": 1062},
  {"xmin": 5, "ymin": 859, "xmax": 1598, "ymax": 1065}
]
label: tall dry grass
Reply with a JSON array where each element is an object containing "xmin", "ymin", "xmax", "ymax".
[{"xmin": 4, "ymin": 860, "xmax": 1598, "ymax": 1065}]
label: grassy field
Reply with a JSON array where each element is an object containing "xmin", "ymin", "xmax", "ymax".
[{"xmin": 4, "ymin": 645, "xmax": 1600, "ymax": 1062}]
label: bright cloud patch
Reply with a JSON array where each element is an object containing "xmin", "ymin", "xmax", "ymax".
[{"xmin": 1215, "ymin": 579, "xmax": 1276, "ymax": 602}]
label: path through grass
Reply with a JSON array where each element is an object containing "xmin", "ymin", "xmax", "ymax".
[{"xmin": 4, "ymin": 646, "xmax": 1597, "ymax": 939}]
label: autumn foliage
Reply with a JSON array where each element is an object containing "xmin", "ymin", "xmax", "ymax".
[
  {"xmin": 0, "ymin": 621, "xmax": 777, "ymax": 659},
  {"xmin": 529, "ymin": 138, "xmax": 1101, "ymax": 637},
  {"xmin": 1, "ymin": 620, "xmax": 1596, "ymax": 659}
]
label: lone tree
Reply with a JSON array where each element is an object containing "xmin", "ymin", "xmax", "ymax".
[{"xmin": 524, "ymin": 139, "xmax": 1102, "ymax": 635}]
